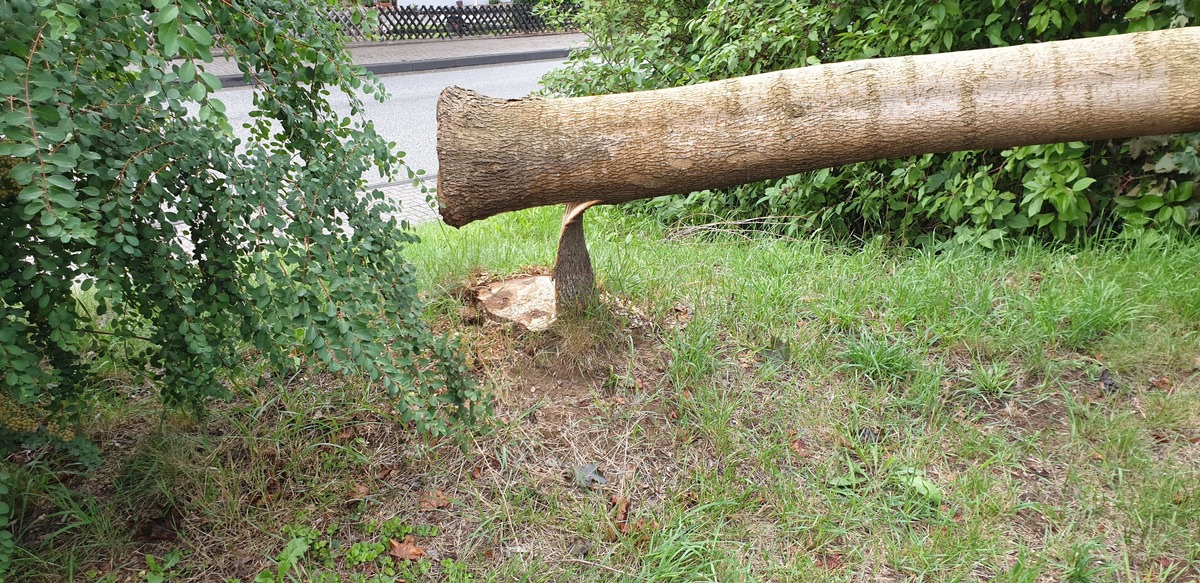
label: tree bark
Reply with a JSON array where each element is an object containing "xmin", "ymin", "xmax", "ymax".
[
  {"xmin": 552, "ymin": 202, "xmax": 598, "ymax": 314},
  {"xmin": 436, "ymin": 27, "xmax": 1200, "ymax": 228}
]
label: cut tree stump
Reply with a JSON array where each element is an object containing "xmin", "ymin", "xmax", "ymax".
[
  {"xmin": 474, "ymin": 202, "xmax": 601, "ymax": 328},
  {"xmin": 476, "ymin": 274, "xmax": 556, "ymax": 331}
]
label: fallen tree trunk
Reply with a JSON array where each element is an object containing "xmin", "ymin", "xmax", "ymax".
[{"xmin": 437, "ymin": 27, "xmax": 1200, "ymax": 228}]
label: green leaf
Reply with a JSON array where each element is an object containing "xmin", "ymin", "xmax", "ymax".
[
  {"xmin": 187, "ymin": 82, "xmax": 207, "ymax": 101},
  {"xmin": 46, "ymin": 174, "xmax": 74, "ymax": 191},
  {"xmin": 277, "ymin": 537, "xmax": 310, "ymax": 572},
  {"xmin": 183, "ymin": 23, "xmax": 213, "ymax": 47},
  {"xmin": 1072, "ymin": 177, "xmax": 1096, "ymax": 190},
  {"xmin": 1125, "ymin": 0, "xmax": 1155, "ymax": 20},
  {"xmin": 828, "ymin": 469, "xmax": 866, "ymax": 488},
  {"xmin": 160, "ymin": 24, "xmax": 181, "ymax": 57},
  {"xmin": 900, "ymin": 473, "xmax": 942, "ymax": 504},
  {"xmin": 1137, "ymin": 196, "xmax": 1165, "ymax": 211},
  {"xmin": 44, "ymin": 153, "xmax": 77, "ymax": 170},
  {"xmin": 1006, "ymin": 213, "xmax": 1030, "ymax": 230},
  {"xmin": 199, "ymin": 71, "xmax": 222, "ymax": 91},
  {"xmin": 1172, "ymin": 205, "xmax": 1188, "ymax": 226},
  {"xmin": 153, "ymin": 4, "xmax": 179, "ymax": 25},
  {"xmin": 48, "ymin": 189, "xmax": 79, "ymax": 209},
  {"xmin": 178, "ymin": 60, "xmax": 196, "ymax": 83},
  {"xmin": 0, "ymin": 142, "xmax": 36, "ymax": 157}
]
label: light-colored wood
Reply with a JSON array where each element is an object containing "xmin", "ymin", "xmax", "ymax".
[{"xmin": 436, "ymin": 27, "xmax": 1200, "ymax": 227}]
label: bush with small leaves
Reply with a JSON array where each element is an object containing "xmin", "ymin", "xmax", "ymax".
[{"xmin": 0, "ymin": 0, "xmax": 485, "ymax": 457}]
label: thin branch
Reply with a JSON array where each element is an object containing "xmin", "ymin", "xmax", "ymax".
[{"xmin": 79, "ymin": 328, "xmax": 154, "ymax": 342}]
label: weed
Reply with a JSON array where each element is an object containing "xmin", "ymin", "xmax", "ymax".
[
  {"xmin": 344, "ymin": 541, "xmax": 384, "ymax": 566},
  {"xmin": 960, "ymin": 360, "xmax": 1021, "ymax": 402},
  {"xmin": 142, "ymin": 550, "xmax": 181, "ymax": 583},
  {"xmin": 1063, "ymin": 540, "xmax": 1115, "ymax": 583},
  {"xmin": 252, "ymin": 538, "xmax": 309, "ymax": 583},
  {"xmin": 840, "ymin": 331, "xmax": 919, "ymax": 386}
]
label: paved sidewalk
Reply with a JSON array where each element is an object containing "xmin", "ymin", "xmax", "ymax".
[
  {"xmin": 375, "ymin": 178, "xmax": 443, "ymax": 226},
  {"xmin": 213, "ymin": 32, "xmax": 586, "ymax": 87}
]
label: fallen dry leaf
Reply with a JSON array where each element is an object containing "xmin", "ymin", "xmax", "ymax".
[
  {"xmin": 612, "ymin": 495, "xmax": 629, "ymax": 524},
  {"xmin": 134, "ymin": 507, "xmax": 183, "ymax": 542},
  {"xmin": 814, "ymin": 552, "xmax": 845, "ymax": 570},
  {"xmin": 389, "ymin": 535, "xmax": 426, "ymax": 561},
  {"xmin": 789, "ymin": 438, "xmax": 811, "ymax": 458},
  {"xmin": 568, "ymin": 539, "xmax": 593, "ymax": 559},
  {"xmin": 471, "ymin": 466, "xmax": 483, "ymax": 480},
  {"xmin": 1099, "ymin": 368, "xmax": 1118, "ymax": 395},
  {"xmin": 626, "ymin": 517, "xmax": 648, "ymax": 535},
  {"xmin": 230, "ymin": 555, "xmax": 257, "ymax": 572},
  {"xmin": 607, "ymin": 495, "xmax": 649, "ymax": 540},
  {"xmin": 604, "ymin": 496, "xmax": 633, "ymax": 542},
  {"xmin": 347, "ymin": 483, "xmax": 369, "ymax": 502},
  {"xmin": 419, "ymin": 489, "xmax": 452, "ymax": 510},
  {"xmin": 252, "ymin": 477, "xmax": 282, "ymax": 507},
  {"xmin": 676, "ymin": 489, "xmax": 699, "ymax": 508},
  {"xmin": 572, "ymin": 463, "xmax": 606, "ymax": 490},
  {"xmin": 1150, "ymin": 375, "xmax": 1173, "ymax": 391},
  {"xmin": 1151, "ymin": 556, "xmax": 1190, "ymax": 574}
]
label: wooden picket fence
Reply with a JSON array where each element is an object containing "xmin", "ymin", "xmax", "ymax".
[{"xmin": 325, "ymin": 4, "xmax": 574, "ymax": 42}]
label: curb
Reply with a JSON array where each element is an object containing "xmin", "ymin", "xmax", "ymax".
[{"xmin": 217, "ymin": 48, "xmax": 571, "ymax": 88}]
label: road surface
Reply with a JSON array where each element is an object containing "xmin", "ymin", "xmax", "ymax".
[{"xmin": 215, "ymin": 59, "xmax": 565, "ymax": 223}]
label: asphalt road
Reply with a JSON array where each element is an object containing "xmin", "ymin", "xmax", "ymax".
[{"xmin": 216, "ymin": 58, "xmax": 565, "ymax": 186}]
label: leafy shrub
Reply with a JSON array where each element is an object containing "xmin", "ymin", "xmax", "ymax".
[
  {"xmin": 0, "ymin": 0, "xmax": 485, "ymax": 454},
  {"xmin": 541, "ymin": 0, "xmax": 1200, "ymax": 244}
]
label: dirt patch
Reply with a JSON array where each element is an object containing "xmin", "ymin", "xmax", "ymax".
[{"xmin": 354, "ymin": 289, "xmax": 708, "ymax": 570}]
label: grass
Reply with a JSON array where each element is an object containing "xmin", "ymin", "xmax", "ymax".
[{"xmin": 4, "ymin": 205, "xmax": 1200, "ymax": 582}]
